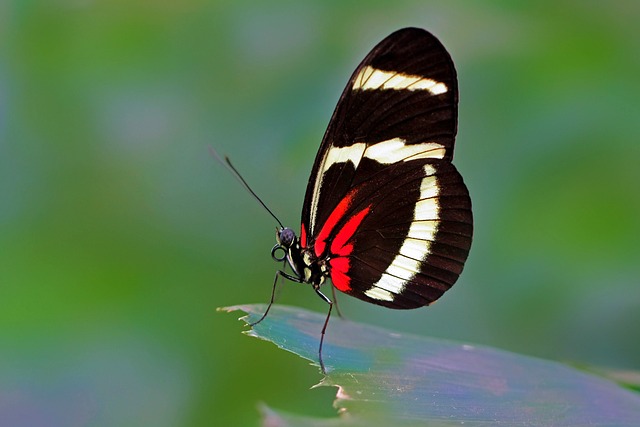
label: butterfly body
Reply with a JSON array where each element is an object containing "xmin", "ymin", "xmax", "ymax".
[{"xmin": 274, "ymin": 227, "xmax": 328, "ymax": 288}]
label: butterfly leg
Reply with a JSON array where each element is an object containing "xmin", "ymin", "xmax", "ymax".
[
  {"xmin": 331, "ymin": 285, "xmax": 345, "ymax": 319},
  {"xmin": 250, "ymin": 266, "xmax": 302, "ymax": 327},
  {"xmin": 314, "ymin": 287, "xmax": 333, "ymax": 374}
]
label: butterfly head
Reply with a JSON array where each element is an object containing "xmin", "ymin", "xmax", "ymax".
[
  {"xmin": 276, "ymin": 227, "xmax": 296, "ymax": 248},
  {"xmin": 271, "ymin": 226, "xmax": 297, "ymax": 263}
]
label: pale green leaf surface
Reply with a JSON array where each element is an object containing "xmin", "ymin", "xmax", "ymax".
[{"xmin": 223, "ymin": 304, "xmax": 640, "ymax": 426}]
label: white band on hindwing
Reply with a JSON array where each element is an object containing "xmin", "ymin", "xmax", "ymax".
[{"xmin": 364, "ymin": 164, "xmax": 440, "ymax": 302}]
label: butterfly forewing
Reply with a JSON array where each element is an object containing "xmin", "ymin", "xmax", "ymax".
[{"xmin": 301, "ymin": 28, "xmax": 472, "ymax": 309}]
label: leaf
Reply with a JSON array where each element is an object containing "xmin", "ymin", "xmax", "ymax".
[
  {"xmin": 573, "ymin": 365, "xmax": 640, "ymax": 393},
  {"xmin": 222, "ymin": 304, "xmax": 640, "ymax": 426}
]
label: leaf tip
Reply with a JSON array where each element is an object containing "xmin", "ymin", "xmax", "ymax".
[
  {"xmin": 243, "ymin": 329, "xmax": 259, "ymax": 338},
  {"xmin": 218, "ymin": 304, "xmax": 260, "ymax": 326},
  {"xmin": 216, "ymin": 305, "xmax": 240, "ymax": 314}
]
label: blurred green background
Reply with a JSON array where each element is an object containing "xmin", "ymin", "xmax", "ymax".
[{"xmin": 2, "ymin": 1, "xmax": 639, "ymax": 426}]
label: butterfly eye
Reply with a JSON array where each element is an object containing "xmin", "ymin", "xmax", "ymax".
[{"xmin": 277, "ymin": 227, "xmax": 296, "ymax": 247}]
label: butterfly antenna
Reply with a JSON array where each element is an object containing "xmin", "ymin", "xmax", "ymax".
[{"xmin": 209, "ymin": 146, "xmax": 284, "ymax": 229}]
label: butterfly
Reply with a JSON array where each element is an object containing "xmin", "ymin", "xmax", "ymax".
[{"xmin": 220, "ymin": 27, "xmax": 472, "ymax": 373}]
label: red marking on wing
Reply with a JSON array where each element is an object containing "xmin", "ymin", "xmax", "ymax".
[
  {"xmin": 327, "ymin": 207, "xmax": 371, "ymax": 293},
  {"xmin": 329, "ymin": 258, "xmax": 351, "ymax": 292},
  {"xmin": 300, "ymin": 224, "xmax": 307, "ymax": 248},
  {"xmin": 314, "ymin": 189, "xmax": 356, "ymax": 257},
  {"xmin": 331, "ymin": 207, "xmax": 370, "ymax": 256}
]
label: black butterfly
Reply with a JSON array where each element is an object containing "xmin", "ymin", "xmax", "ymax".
[{"xmin": 222, "ymin": 28, "xmax": 472, "ymax": 372}]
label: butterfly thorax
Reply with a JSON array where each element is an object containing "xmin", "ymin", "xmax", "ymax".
[{"xmin": 274, "ymin": 227, "xmax": 328, "ymax": 287}]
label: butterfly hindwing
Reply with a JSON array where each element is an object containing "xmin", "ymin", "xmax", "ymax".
[
  {"xmin": 309, "ymin": 158, "xmax": 471, "ymax": 308},
  {"xmin": 300, "ymin": 28, "xmax": 472, "ymax": 309},
  {"xmin": 347, "ymin": 161, "xmax": 471, "ymax": 308}
]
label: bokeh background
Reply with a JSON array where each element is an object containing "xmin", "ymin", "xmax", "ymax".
[{"xmin": 2, "ymin": 1, "xmax": 639, "ymax": 426}]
